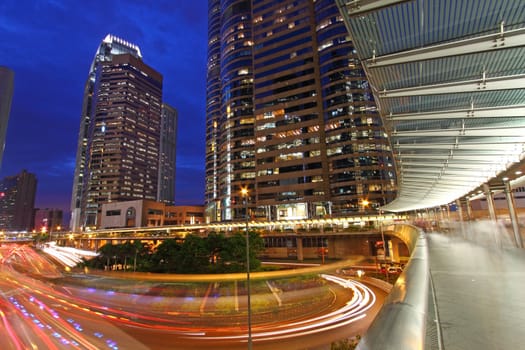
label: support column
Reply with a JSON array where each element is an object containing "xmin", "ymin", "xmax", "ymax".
[
  {"xmin": 466, "ymin": 198, "xmax": 473, "ymax": 220},
  {"xmin": 504, "ymin": 181, "xmax": 524, "ymax": 248},
  {"xmin": 456, "ymin": 199, "xmax": 465, "ymax": 222},
  {"xmin": 456, "ymin": 198, "xmax": 471, "ymax": 221},
  {"xmin": 483, "ymin": 184, "xmax": 497, "ymax": 222},
  {"xmin": 456, "ymin": 199, "xmax": 466, "ymax": 238},
  {"xmin": 445, "ymin": 205, "xmax": 451, "ymax": 220},
  {"xmin": 296, "ymin": 237, "xmax": 303, "ymax": 261}
]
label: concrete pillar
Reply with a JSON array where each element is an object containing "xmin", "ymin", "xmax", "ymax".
[
  {"xmin": 296, "ymin": 237, "xmax": 303, "ymax": 261},
  {"xmin": 504, "ymin": 181, "xmax": 524, "ymax": 248},
  {"xmin": 462, "ymin": 198, "xmax": 471, "ymax": 221},
  {"xmin": 483, "ymin": 184, "xmax": 497, "ymax": 222},
  {"xmin": 456, "ymin": 199, "xmax": 467, "ymax": 238},
  {"xmin": 456, "ymin": 199, "xmax": 465, "ymax": 222},
  {"xmin": 466, "ymin": 198, "xmax": 473, "ymax": 219}
]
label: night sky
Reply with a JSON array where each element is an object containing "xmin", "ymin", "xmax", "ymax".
[{"xmin": 0, "ymin": 0, "xmax": 208, "ymax": 216}]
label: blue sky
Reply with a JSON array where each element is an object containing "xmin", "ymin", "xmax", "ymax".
[{"xmin": 0, "ymin": 0, "xmax": 208, "ymax": 213}]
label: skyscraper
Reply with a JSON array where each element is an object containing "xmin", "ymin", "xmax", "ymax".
[
  {"xmin": 71, "ymin": 35, "xmax": 163, "ymax": 231},
  {"xmin": 158, "ymin": 103, "xmax": 178, "ymax": 205},
  {"xmin": 0, "ymin": 66, "xmax": 14, "ymax": 171},
  {"xmin": 205, "ymin": 0, "xmax": 396, "ymax": 222},
  {"xmin": 0, "ymin": 169, "xmax": 37, "ymax": 232},
  {"xmin": 34, "ymin": 208, "xmax": 63, "ymax": 233}
]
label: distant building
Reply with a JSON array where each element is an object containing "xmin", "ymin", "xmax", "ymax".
[
  {"xmin": 70, "ymin": 35, "xmax": 144, "ymax": 232},
  {"xmin": 0, "ymin": 170, "xmax": 37, "ymax": 231},
  {"xmin": 99, "ymin": 199, "xmax": 204, "ymax": 229},
  {"xmin": 205, "ymin": 0, "xmax": 396, "ymax": 222},
  {"xmin": 158, "ymin": 103, "xmax": 178, "ymax": 205},
  {"xmin": 0, "ymin": 66, "xmax": 14, "ymax": 171},
  {"xmin": 34, "ymin": 208, "xmax": 63, "ymax": 233},
  {"xmin": 70, "ymin": 34, "xmax": 164, "ymax": 231}
]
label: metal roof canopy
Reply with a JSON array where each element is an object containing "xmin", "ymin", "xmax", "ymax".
[{"xmin": 336, "ymin": 0, "xmax": 525, "ymax": 212}]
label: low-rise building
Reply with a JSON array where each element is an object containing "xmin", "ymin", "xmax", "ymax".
[{"xmin": 99, "ymin": 199, "xmax": 204, "ymax": 230}]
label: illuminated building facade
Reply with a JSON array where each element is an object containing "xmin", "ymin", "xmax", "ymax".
[
  {"xmin": 0, "ymin": 66, "xmax": 14, "ymax": 171},
  {"xmin": 99, "ymin": 199, "xmax": 204, "ymax": 229},
  {"xmin": 70, "ymin": 35, "xmax": 144, "ymax": 231},
  {"xmin": 158, "ymin": 103, "xmax": 178, "ymax": 205},
  {"xmin": 0, "ymin": 169, "xmax": 37, "ymax": 231},
  {"xmin": 205, "ymin": 0, "xmax": 396, "ymax": 222},
  {"xmin": 71, "ymin": 35, "xmax": 163, "ymax": 230}
]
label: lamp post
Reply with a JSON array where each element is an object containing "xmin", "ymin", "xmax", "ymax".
[
  {"xmin": 379, "ymin": 209, "xmax": 389, "ymax": 283},
  {"xmin": 240, "ymin": 187, "xmax": 252, "ymax": 350}
]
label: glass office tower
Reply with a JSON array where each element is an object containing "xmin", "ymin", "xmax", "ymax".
[
  {"xmin": 71, "ymin": 35, "xmax": 163, "ymax": 230},
  {"xmin": 0, "ymin": 66, "xmax": 14, "ymax": 171},
  {"xmin": 158, "ymin": 103, "xmax": 178, "ymax": 205},
  {"xmin": 205, "ymin": 0, "xmax": 396, "ymax": 222},
  {"xmin": 0, "ymin": 169, "xmax": 37, "ymax": 231}
]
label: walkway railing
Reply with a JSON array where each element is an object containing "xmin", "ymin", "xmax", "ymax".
[{"xmin": 357, "ymin": 224, "xmax": 434, "ymax": 350}]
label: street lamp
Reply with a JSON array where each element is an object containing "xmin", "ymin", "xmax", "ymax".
[
  {"xmin": 379, "ymin": 209, "xmax": 389, "ymax": 283},
  {"xmin": 240, "ymin": 187, "xmax": 252, "ymax": 350},
  {"xmin": 361, "ymin": 199, "xmax": 369, "ymax": 213}
]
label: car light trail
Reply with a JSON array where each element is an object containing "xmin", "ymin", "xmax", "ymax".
[
  {"xmin": 1, "ymin": 244, "xmax": 379, "ymax": 348},
  {"xmin": 191, "ymin": 275, "xmax": 376, "ymax": 342}
]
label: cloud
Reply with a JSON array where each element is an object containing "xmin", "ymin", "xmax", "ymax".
[{"xmin": 0, "ymin": 0, "xmax": 208, "ymax": 212}]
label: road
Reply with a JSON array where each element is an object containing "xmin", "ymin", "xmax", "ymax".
[{"xmin": 0, "ymin": 244, "xmax": 387, "ymax": 349}]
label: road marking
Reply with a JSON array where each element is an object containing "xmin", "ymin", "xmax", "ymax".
[
  {"xmin": 199, "ymin": 283, "xmax": 213, "ymax": 313},
  {"xmin": 265, "ymin": 281, "xmax": 282, "ymax": 306}
]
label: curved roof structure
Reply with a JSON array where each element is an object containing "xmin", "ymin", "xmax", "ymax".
[{"xmin": 336, "ymin": 0, "xmax": 525, "ymax": 212}]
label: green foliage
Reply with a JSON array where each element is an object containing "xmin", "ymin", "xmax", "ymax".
[
  {"xmin": 83, "ymin": 240, "xmax": 152, "ymax": 271},
  {"xmin": 85, "ymin": 231, "xmax": 265, "ymax": 274},
  {"xmin": 151, "ymin": 239, "xmax": 181, "ymax": 272}
]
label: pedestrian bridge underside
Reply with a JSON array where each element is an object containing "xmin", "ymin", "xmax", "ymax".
[{"xmin": 336, "ymin": 0, "xmax": 525, "ymax": 213}]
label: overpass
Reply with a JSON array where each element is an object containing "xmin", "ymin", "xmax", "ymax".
[{"xmin": 334, "ymin": 0, "xmax": 525, "ymax": 349}]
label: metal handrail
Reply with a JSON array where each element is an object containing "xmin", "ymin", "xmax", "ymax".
[{"xmin": 357, "ymin": 224, "xmax": 430, "ymax": 350}]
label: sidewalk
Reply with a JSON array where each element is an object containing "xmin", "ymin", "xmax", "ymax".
[{"xmin": 427, "ymin": 232, "xmax": 525, "ymax": 349}]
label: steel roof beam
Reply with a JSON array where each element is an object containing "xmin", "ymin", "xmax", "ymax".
[
  {"xmin": 366, "ymin": 27, "xmax": 525, "ymax": 67},
  {"xmin": 399, "ymin": 151, "xmax": 518, "ymax": 157},
  {"xmin": 401, "ymin": 169, "xmax": 492, "ymax": 176},
  {"xmin": 378, "ymin": 74, "xmax": 525, "ymax": 98},
  {"xmin": 397, "ymin": 137, "xmax": 525, "ymax": 144},
  {"xmin": 389, "ymin": 104, "xmax": 525, "ymax": 121},
  {"xmin": 395, "ymin": 143, "xmax": 524, "ymax": 150},
  {"xmin": 401, "ymin": 161, "xmax": 502, "ymax": 172},
  {"xmin": 401, "ymin": 174, "xmax": 490, "ymax": 182},
  {"xmin": 399, "ymin": 155, "xmax": 520, "ymax": 161},
  {"xmin": 392, "ymin": 126, "xmax": 525, "ymax": 137},
  {"xmin": 336, "ymin": 0, "xmax": 409, "ymax": 16}
]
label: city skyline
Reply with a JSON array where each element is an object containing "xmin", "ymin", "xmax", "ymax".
[{"xmin": 0, "ymin": 1, "xmax": 208, "ymax": 215}]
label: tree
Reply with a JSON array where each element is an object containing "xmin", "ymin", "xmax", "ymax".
[
  {"xmin": 178, "ymin": 234, "xmax": 209, "ymax": 273},
  {"xmin": 152, "ymin": 239, "xmax": 181, "ymax": 272},
  {"xmin": 219, "ymin": 231, "xmax": 265, "ymax": 272},
  {"xmin": 206, "ymin": 231, "xmax": 226, "ymax": 266}
]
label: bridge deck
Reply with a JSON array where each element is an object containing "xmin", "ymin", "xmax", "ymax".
[{"xmin": 427, "ymin": 232, "xmax": 525, "ymax": 350}]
